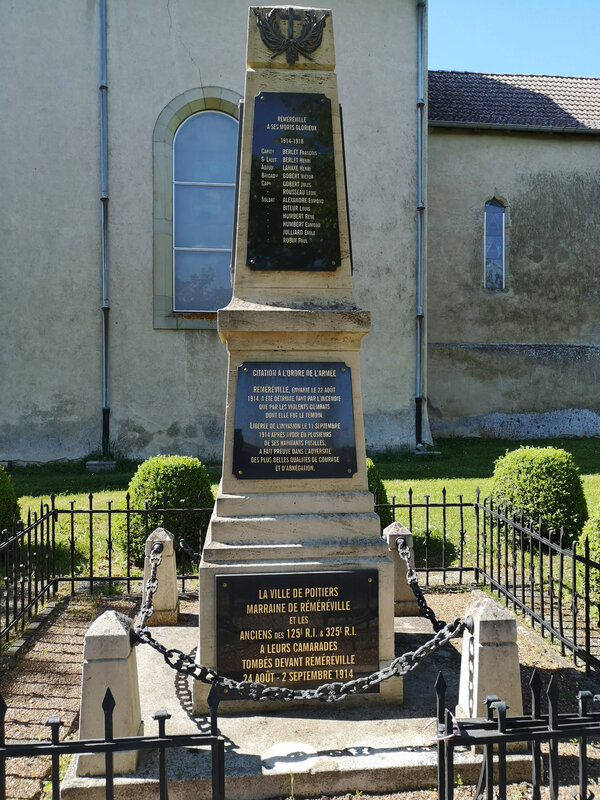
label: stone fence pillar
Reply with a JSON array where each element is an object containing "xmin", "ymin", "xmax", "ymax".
[
  {"xmin": 456, "ymin": 596, "xmax": 523, "ymax": 719},
  {"xmin": 383, "ymin": 522, "xmax": 419, "ymax": 616},
  {"xmin": 77, "ymin": 610, "xmax": 143, "ymax": 776},
  {"xmin": 142, "ymin": 527, "xmax": 179, "ymax": 625}
]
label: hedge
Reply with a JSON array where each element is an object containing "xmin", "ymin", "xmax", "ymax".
[{"xmin": 491, "ymin": 446, "xmax": 588, "ymax": 545}]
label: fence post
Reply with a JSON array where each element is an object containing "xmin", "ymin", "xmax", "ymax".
[
  {"xmin": 456, "ymin": 596, "xmax": 523, "ymax": 720},
  {"xmin": 383, "ymin": 522, "xmax": 419, "ymax": 616},
  {"xmin": 143, "ymin": 528, "xmax": 180, "ymax": 625},
  {"xmin": 77, "ymin": 610, "xmax": 143, "ymax": 776}
]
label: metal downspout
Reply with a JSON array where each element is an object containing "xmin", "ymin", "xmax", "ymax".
[
  {"xmin": 415, "ymin": 0, "xmax": 426, "ymax": 447},
  {"xmin": 99, "ymin": 0, "xmax": 110, "ymax": 457}
]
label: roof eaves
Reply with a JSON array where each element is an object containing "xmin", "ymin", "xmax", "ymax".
[{"xmin": 429, "ymin": 119, "xmax": 600, "ymax": 135}]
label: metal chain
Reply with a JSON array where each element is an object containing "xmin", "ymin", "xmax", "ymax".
[
  {"xmin": 177, "ymin": 538, "xmax": 201, "ymax": 562},
  {"xmin": 395, "ymin": 536, "xmax": 446, "ymax": 632},
  {"xmin": 133, "ymin": 540, "xmax": 467, "ymax": 703}
]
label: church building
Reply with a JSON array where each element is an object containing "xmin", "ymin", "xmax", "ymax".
[{"xmin": 2, "ymin": 1, "xmax": 598, "ymax": 463}]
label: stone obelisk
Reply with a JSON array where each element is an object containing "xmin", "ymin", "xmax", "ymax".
[{"xmin": 194, "ymin": 6, "xmax": 400, "ymax": 712}]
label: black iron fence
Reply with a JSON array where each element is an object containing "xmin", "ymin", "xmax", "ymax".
[
  {"xmin": 475, "ymin": 491, "xmax": 600, "ymax": 674},
  {"xmin": 0, "ymin": 494, "xmax": 212, "ymax": 642},
  {"xmin": 2, "ymin": 489, "xmax": 600, "ymax": 672},
  {"xmin": 436, "ymin": 669, "xmax": 600, "ymax": 800},
  {"xmin": 383, "ymin": 488, "xmax": 474, "ymax": 585},
  {"xmin": 0, "ymin": 687, "xmax": 225, "ymax": 800}
]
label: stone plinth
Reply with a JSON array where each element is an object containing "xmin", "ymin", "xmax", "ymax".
[
  {"xmin": 383, "ymin": 522, "xmax": 420, "ymax": 617},
  {"xmin": 456, "ymin": 596, "xmax": 523, "ymax": 720},
  {"xmin": 142, "ymin": 527, "xmax": 179, "ymax": 626},
  {"xmin": 77, "ymin": 611, "xmax": 143, "ymax": 776}
]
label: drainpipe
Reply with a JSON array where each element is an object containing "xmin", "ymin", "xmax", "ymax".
[
  {"xmin": 99, "ymin": 0, "xmax": 110, "ymax": 457},
  {"xmin": 415, "ymin": 0, "xmax": 426, "ymax": 448}
]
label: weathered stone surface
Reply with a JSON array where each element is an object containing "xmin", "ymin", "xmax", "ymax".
[
  {"xmin": 456, "ymin": 597, "xmax": 523, "ymax": 720},
  {"xmin": 383, "ymin": 522, "xmax": 420, "ymax": 616},
  {"xmin": 143, "ymin": 527, "xmax": 179, "ymax": 626},
  {"xmin": 78, "ymin": 611, "xmax": 143, "ymax": 776}
]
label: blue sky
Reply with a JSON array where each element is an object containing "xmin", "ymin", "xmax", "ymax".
[{"xmin": 429, "ymin": 1, "xmax": 600, "ymax": 78}]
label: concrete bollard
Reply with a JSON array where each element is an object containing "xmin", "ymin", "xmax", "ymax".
[
  {"xmin": 77, "ymin": 610, "xmax": 143, "ymax": 776},
  {"xmin": 456, "ymin": 596, "xmax": 523, "ymax": 720},
  {"xmin": 142, "ymin": 527, "xmax": 179, "ymax": 625},
  {"xmin": 383, "ymin": 522, "xmax": 420, "ymax": 616}
]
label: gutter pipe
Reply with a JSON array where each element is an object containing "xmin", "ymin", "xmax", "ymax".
[
  {"xmin": 429, "ymin": 120, "xmax": 600, "ymax": 136},
  {"xmin": 415, "ymin": 0, "xmax": 426, "ymax": 447},
  {"xmin": 99, "ymin": 0, "xmax": 110, "ymax": 457}
]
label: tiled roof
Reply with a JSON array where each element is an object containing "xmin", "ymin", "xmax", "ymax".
[{"xmin": 429, "ymin": 71, "xmax": 600, "ymax": 130}]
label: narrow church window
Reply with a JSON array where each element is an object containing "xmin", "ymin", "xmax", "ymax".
[
  {"xmin": 173, "ymin": 111, "xmax": 238, "ymax": 312},
  {"xmin": 484, "ymin": 198, "xmax": 505, "ymax": 290}
]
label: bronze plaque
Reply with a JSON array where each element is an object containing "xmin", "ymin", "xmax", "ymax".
[
  {"xmin": 232, "ymin": 361, "xmax": 357, "ymax": 479},
  {"xmin": 247, "ymin": 91, "xmax": 341, "ymax": 270},
  {"xmin": 216, "ymin": 570, "xmax": 379, "ymax": 689}
]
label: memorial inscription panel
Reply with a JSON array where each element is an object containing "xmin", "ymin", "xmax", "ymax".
[
  {"xmin": 217, "ymin": 570, "xmax": 379, "ymax": 688},
  {"xmin": 247, "ymin": 91, "xmax": 341, "ymax": 270},
  {"xmin": 232, "ymin": 361, "xmax": 357, "ymax": 479}
]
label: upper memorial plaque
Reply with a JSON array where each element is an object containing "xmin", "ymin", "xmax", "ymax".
[{"xmin": 247, "ymin": 92, "xmax": 341, "ymax": 271}]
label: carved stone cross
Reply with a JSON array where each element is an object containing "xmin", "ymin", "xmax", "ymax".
[{"xmin": 279, "ymin": 7, "xmax": 303, "ymax": 39}]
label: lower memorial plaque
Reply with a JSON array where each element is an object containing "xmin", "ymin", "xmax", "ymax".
[
  {"xmin": 232, "ymin": 360, "xmax": 357, "ymax": 479},
  {"xmin": 217, "ymin": 570, "xmax": 379, "ymax": 689}
]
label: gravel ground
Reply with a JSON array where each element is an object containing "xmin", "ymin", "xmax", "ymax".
[{"xmin": 0, "ymin": 588, "xmax": 599, "ymax": 799}]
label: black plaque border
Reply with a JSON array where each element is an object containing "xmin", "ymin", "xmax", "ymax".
[
  {"xmin": 246, "ymin": 91, "xmax": 341, "ymax": 271},
  {"xmin": 216, "ymin": 569, "xmax": 379, "ymax": 690},
  {"xmin": 232, "ymin": 360, "xmax": 357, "ymax": 480}
]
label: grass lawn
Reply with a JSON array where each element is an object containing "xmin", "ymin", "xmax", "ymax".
[
  {"xmin": 6, "ymin": 438, "xmax": 599, "ymax": 575},
  {"xmin": 373, "ymin": 437, "xmax": 600, "ymax": 510}
]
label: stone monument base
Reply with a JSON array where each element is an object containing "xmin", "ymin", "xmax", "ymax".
[{"xmin": 193, "ymin": 492, "xmax": 401, "ymax": 714}]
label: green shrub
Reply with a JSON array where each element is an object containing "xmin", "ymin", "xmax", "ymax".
[
  {"xmin": 0, "ymin": 466, "xmax": 20, "ymax": 532},
  {"xmin": 367, "ymin": 457, "xmax": 393, "ymax": 530},
  {"xmin": 579, "ymin": 504, "xmax": 600, "ymax": 623},
  {"xmin": 491, "ymin": 446, "xmax": 588, "ymax": 545},
  {"xmin": 119, "ymin": 455, "xmax": 214, "ymax": 565}
]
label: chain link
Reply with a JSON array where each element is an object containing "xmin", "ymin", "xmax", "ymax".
[
  {"xmin": 178, "ymin": 538, "xmax": 201, "ymax": 562},
  {"xmin": 395, "ymin": 536, "xmax": 447, "ymax": 632},
  {"xmin": 134, "ymin": 539, "xmax": 468, "ymax": 702}
]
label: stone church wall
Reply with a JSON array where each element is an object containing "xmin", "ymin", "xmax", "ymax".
[
  {"xmin": 1, "ymin": 0, "xmax": 420, "ymax": 462},
  {"xmin": 427, "ymin": 128, "xmax": 600, "ymax": 438}
]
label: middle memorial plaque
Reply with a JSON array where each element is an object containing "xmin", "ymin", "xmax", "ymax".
[{"xmin": 232, "ymin": 361, "xmax": 357, "ymax": 479}]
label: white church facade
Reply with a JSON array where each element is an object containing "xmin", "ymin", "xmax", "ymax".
[{"xmin": 1, "ymin": 1, "xmax": 598, "ymax": 463}]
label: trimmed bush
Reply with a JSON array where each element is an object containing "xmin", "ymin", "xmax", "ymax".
[
  {"xmin": 579, "ymin": 504, "xmax": 600, "ymax": 623},
  {"xmin": 119, "ymin": 455, "xmax": 214, "ymax": 565},
  {"xmin": 0, "ymin": 466, "xmax": 20, "ymax": 532},
  {"xmin": 491, "ymin": 446, "xmax": 588, "ymax": 545},
  {"xmin": 367, "ymin": 457, "xmax": 393, "ymax": 530}
]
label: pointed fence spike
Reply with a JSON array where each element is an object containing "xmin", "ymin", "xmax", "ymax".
[
  {"xmin": 547, "ymin": 677, "xmax": 560, "ymax": 730},
  {"xmin": 530, "ymin": 669, "xmax": 542, "ymax": 717},
  {"xmin": 102, "ymin": 687, "xmax": 116, "ymax": 713},
  {"xmin": 435, "ymin": 672, "xmax": 447, "ymax": 694}
]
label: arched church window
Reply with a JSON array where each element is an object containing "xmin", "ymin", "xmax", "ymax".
[
  {"xmin": 153, "ymin": 87, "xmax": 241, "ymax": 330},
  {"xmin": 484, "ymin": 198, "xmax": 506, "ymax": 290},
  {"xmin": 173, "ymin": 111, "xmax": 238, "ymax": 312}
]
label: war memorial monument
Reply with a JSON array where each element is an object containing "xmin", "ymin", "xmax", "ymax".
[{"xmin": 194, "ymin": 5, "xmax": 400, "ymax": 711}]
